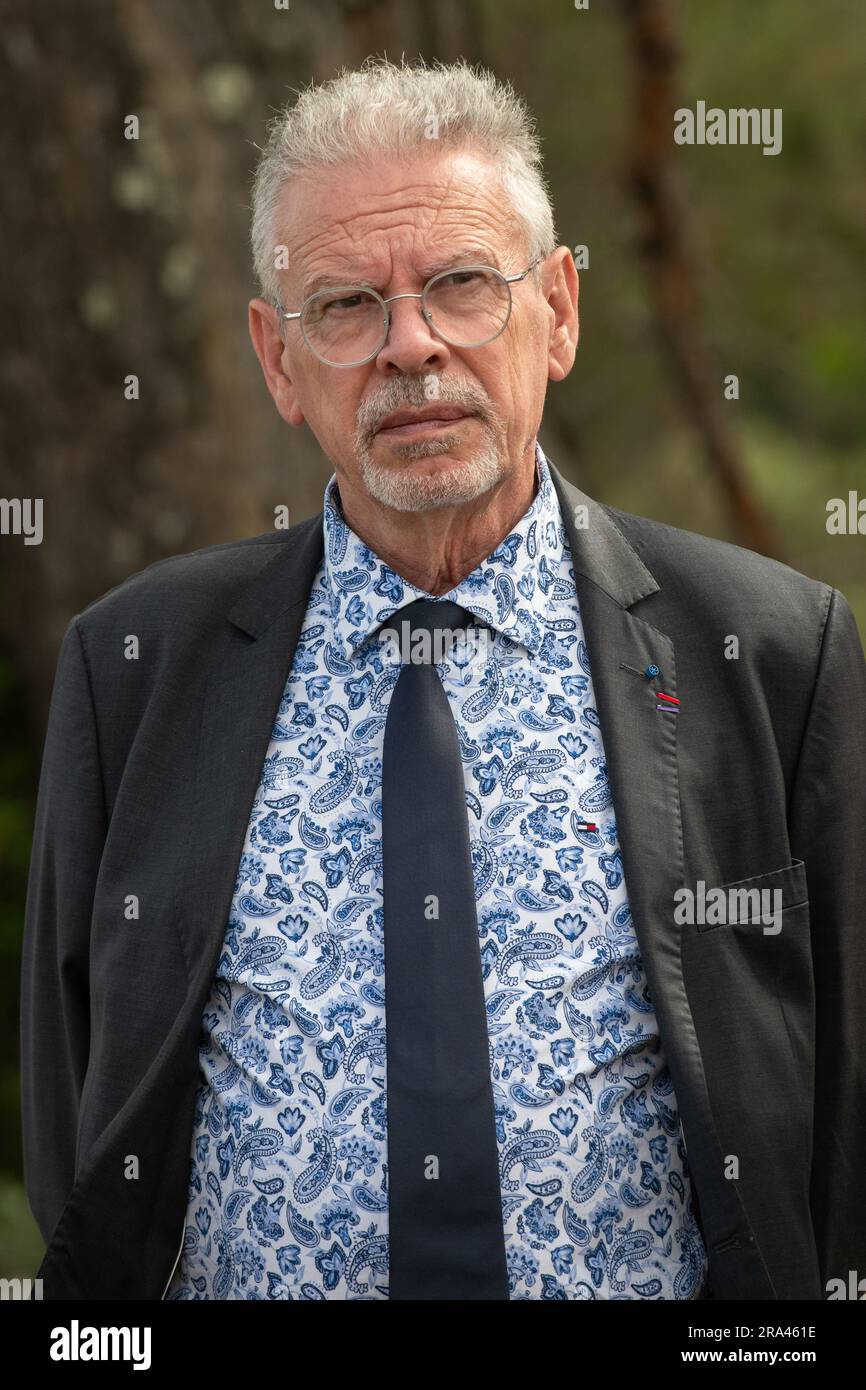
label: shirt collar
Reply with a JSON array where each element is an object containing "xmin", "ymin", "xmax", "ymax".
[{"xmin": 321, "ymin": 439, "xmax": 572, "ymax": 660}]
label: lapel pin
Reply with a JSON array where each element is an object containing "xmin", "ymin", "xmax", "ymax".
[
  {"xmin": 655, "ymin": 691, "xmax": 680, "ymax": 714},
  {"xmin": 619, "ymin": 661, "xmax": 662, "ymax": 681}
]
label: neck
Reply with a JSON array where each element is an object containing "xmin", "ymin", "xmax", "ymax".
[{"xmin": 334, "ymin": 451, "xmax": 539, "ymax": 596}]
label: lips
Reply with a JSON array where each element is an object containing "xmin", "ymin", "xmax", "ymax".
[{"xmin": 375, "ymin": 405, "xmax": 472, "ymax": 432}]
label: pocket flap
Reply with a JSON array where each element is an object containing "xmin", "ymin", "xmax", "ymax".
[
  {"xmin": 696, "ymin": 857, "xmax": 808, "ymax": 931},
  {"xmin": 714, "ymin": 858, "xmax": 807, "ymax": 909}
]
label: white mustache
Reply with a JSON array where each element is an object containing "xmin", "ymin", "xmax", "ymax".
[{"xmin": 358, "ymin": 378, "xmax": 491, "ymax": 436}]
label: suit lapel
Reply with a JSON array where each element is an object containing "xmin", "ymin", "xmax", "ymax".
[
  {"xmin": 174, "ymin": 515, "xmax": 325, "ymax": 990},
  {"xmin": 549, "ymin": 462, "xmax": 774, "ymax": 1295}
]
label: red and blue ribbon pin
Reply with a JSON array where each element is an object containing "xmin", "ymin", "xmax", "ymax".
[{"xmin": 655, "ymin": 691, "xmax": 680, "ymax": 714}]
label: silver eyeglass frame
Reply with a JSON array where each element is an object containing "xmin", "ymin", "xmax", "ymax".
[{"xmin": 273, "ymin": 255, "xmax": 546, "ymax": 368}]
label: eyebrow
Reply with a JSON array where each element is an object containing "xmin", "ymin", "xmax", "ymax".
[{"xmin": 300, "ymin": 245, "xmax": 502, "ymax": 300}]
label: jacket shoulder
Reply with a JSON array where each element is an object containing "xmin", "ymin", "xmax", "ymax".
[
  {"xmin": 604, "ymin": 504, "xmax": 835, "ymax": 649},
  {"xmin": 74, "ymin": 515, "xmax": 322, "ymax": 635}
]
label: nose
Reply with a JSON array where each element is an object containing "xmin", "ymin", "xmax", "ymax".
[{"xmin": 374, "ymin": 292, "xmax": 452, "ymax": 375}]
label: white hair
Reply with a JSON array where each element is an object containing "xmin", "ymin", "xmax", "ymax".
[{"xmin": 250, "ymin": 55, "xmax": 557, "ymax": 305}]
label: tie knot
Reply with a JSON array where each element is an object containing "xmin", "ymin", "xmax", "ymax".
[{"xmin": 377, "ymin": 598, "xmax": 479, "ymax": 665}]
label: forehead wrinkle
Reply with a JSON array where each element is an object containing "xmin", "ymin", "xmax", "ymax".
[
  {"xmin": 283, "ymin": 160, "xmax": 516, "ymax": 300},
  {"xmin": 291, "ymin": 209, "xmax": 515, "ymax": 301},
  {"xmin": 300, "ymin": 243, "xmax": 505, "ymax": 299}
]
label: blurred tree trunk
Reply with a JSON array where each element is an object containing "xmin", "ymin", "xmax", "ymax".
[
  {"xmin": 0, "ymin": 0, "xmax": 483, "ymax": 734},
  {"xmin": 619, "ymin": 0, "xmax": 782, "ymax": 559}
]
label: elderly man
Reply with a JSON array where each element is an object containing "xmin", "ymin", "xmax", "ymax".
[{"xmin": 21, "ymin": 58, "xmax": 866, "ymax": 1302}]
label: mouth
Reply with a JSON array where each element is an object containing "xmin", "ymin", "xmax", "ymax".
[{"xmin": 374, "ymin": 406, "xmax": 475, "ymax": 438}]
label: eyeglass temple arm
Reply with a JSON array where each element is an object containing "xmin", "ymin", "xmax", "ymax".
[{"xmin": 503, "ymin": 255, "xmax": 545, "ymax": 285}]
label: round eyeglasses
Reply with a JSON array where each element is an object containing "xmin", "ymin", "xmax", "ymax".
[{"xmin": 274, "ymin": 256, "xmax": 545, "ymax": 368}]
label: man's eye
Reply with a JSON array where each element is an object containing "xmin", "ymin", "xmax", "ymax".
[
  {"xmin": 438, "ymin": 271, "xmax": 480, "ymax": 289},
  {"xmin": 322, "ymin": 293, "xmax": 367, "ymax": 313}
]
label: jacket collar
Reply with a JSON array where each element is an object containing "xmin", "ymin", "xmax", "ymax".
[{"xmin": 226, "ymin": 453, "xmax": 658, "ymax": 641}]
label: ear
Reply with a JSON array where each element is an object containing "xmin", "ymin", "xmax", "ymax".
[
  {"xmin": 248, "ymin": 298, "xmax": 306, "ymax": 427},
  {"xmin": 544, "ymin": 247, "xmax": 579, "ymax": 383}
]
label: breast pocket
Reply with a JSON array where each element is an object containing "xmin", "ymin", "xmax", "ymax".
[{"xmin": 696, "ymin": 857, "xmax": 808, "ymax": 934}]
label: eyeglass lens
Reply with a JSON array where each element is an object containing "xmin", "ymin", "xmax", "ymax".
[{"xmin": 300, "ymin": 268, "xmax": 511, "ymax": 365}]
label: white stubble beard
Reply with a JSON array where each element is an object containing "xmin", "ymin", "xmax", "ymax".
[{"xmin": 353, "ymin": 374, "xmax": 510, "ymax": 513}]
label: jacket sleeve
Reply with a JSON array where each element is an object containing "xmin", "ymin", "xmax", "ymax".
[
  {"xmin": 19, "ymin": 615, "xmax": 107, "ymax": 1247},
  {"xmin": 789, "ymin": 587, "xmax": 866, "ymax": 1292}
]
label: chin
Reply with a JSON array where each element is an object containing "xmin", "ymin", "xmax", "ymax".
[{"xmin": 361, "ymin": 445, "xmax": 506, "ymax": 513}]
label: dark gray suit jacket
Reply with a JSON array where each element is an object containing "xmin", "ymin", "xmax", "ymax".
[{"xmin": 20, "ymin": 460, "xmax": 866, "ymax": 1299}]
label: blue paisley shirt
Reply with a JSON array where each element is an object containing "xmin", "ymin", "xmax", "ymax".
[{"xmin": 167, "ymin": 441, "xmax": 708, "ymax": 1301}]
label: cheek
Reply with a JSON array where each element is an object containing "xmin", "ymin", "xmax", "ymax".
[
  {"xmin": 488, "ymin": 339, "xmax": 534, "ymax": 402},
  {"xmin": 298, "ymin": 366, "xmax": 357, "ymax": 427},
  {"xmin": 518, "ymin": 311, "xmax": 547, "ymax": 357},
  {"xmin": 321, "ymin": 389, "xmax": 369, "ymax": 455},
  {"xmin": 499, "ymin": 317, "xmax": 543, "ymax": 376},
  {"xmin": 514, "ymin": 320, "xmax": 550, "ymax": 387}
]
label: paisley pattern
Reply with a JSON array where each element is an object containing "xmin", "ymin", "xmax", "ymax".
[{"xmin": 167, "ymin": 442, "xmax": 707, "ymax": 1301}]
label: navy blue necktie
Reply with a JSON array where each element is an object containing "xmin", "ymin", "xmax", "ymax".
[{"xmin": 380, "ymin": 599, "xmax": 509, "ymax": 1300}]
